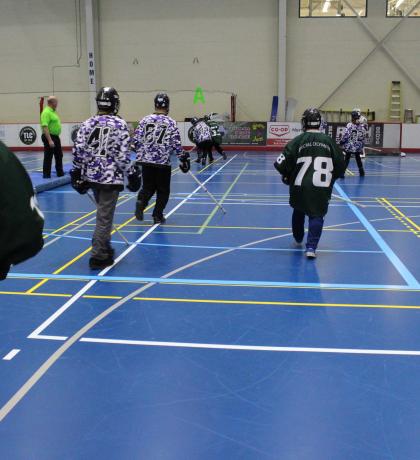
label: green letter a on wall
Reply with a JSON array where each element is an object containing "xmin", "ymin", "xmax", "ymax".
[{"xmin": 193, "ymin": 86, "xmax": 206, "ymax": 105}]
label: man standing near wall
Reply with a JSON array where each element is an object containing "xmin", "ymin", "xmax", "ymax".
[{"xmin": 40, "ymin": 96, "xmax": 64, "ymax": 179}]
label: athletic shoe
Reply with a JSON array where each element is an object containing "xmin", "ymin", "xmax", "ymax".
[
  {"xmin": 43, "ymin": 175, "xmax": 51, "ymax": 179},
  {"xmin": 135, "ymin": 201, "xmax": 144, "ymax": 221},
  {"xmin": 209, "ymin": 158, "xmax": 214, "ymax": 163},
  {"xmin": 359, "ymin": 169, "xmax": 365, "ymax": 177},
  {"xmin": 222, "ymin": 152, "xmax": 227, "ymax": 160},
  {"xmin": 293, "ymin": 239, "xmax": 303, "ymax": 248},
  {"xmin": 89, "ymin": 256, "xmax": 114, "ymax": 270},
  {"xmin": 57, "ymin": 172, "xmax": 65, "ymax": 177},
  {"xmin": 153, "ymin": 215, "xmax": 166, "ymax": 225},
  {"xmin": 305, "ymin": 249, "xmax": 317, "ymax": 259},
  {"xmin": 201, "ymin": 159, "xmax": 206, "ymax": 166}
]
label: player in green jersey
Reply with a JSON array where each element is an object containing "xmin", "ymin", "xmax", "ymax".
[
  {"xmin": 274, "ymin": 108, "xmax": 346, "ymax": 259},
  {"xmin": 204, "ymin": 115, "xmax": 227, "ymax": 161}
]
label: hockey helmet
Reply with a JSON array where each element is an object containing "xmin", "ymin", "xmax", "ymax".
[
  {"xmin": 96, "ymin": 87, "xmax": 120, "ymax": 115},
  {"xmin": 301, "ymin": 108, "xmax": 322, "ymax": 131},
  {"xmin": 154, "ymin": 93, "xmax": 170, "ymax": 110}
]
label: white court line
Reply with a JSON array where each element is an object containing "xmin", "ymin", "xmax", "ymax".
[
  {"xmin": 79, "ymin": 337, "xmax": 420, "ymax": 357},
  {"xmin": 28, "ymin": 155, "xmax": 238, "ymax": 340},
  {"xmin": 0, "ymin": 157, "xmax": 239, "ymax": 422},
  {"xmin": 3, "ymin": 349, "xmax": 21, "ymax": 361},
  {"xmin": 43, "ymin": 195, "xmax": 134, "ymax": 249}
]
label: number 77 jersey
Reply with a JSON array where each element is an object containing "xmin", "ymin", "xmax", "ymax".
[
  {"xmin": 133, "ymin": 114, "xmax": 183, "ymax": 166},
  {"xmin": 274, "ymin": 131, "xmax": 346, "ymax": 217}
]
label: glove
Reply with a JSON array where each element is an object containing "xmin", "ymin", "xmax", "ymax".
[
  {"xmin": 127, "ymin": 166, "xmax": 142, "ymax": 192},
  {"xmin": 70, "ymin": 168, "xmax": 90, "ymax": 195},
  {"xmin": 178, "ymin": 151, "xmax": 191, "ymax": 173},
  {"xmin": 281, "ymin": 176, "xmax": 290, "ymax": 186}
]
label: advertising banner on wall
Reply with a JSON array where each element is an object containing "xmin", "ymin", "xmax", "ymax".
[
  {"xmin": 267, "ymin": 122, "xmax": 302, "ymax": 147},
  {"xmin": 222, "ymin": 122, "xmax": 267, "ymax": 146}
]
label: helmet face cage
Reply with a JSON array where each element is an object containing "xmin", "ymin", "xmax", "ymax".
[
  {"xmin": 96, "ymin": 87, "xmax": 120, "ymax": 115},
  {"xmin": 351, "ymin": 108, "xmax": 361, "ymax": 121},
  {"xmin": 191, "ymin": 117, "xmax": 199, "ymax": 126},
  {"xmin": 154, "ymin": 93, "xmax": 170, "ymax": 111},
  {"xmin": 301, "ymin": 108, "xmax": 321, "ymax": 131}
]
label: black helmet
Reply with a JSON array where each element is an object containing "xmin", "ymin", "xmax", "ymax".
[
  {"xmin": 351, "ymin": 108, "xmax": 361, "ymax": 121},
  {"xmin": 96, "ymin": 87, "xmax": 120, "ymax": 115},
  {"xmin": 301, "ymin": 108, "xmax": 321, "ymax": 131},
  {"xmin": 154, "ymin": 93, "xmax": 170, "ymax": 110},
  {"xmin": 190, "ymin": 117, "xmax": 199, "ymax": 126},
  {"xmin": 203, "ymin": 114, "xmax": 210, "ymax": 122}
]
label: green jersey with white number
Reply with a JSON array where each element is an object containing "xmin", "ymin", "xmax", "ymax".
[
  {"xmin": 207, "ymin": 120, "xmax": 223, "ymax": 144},
  {"xmin": 275, "ymin": 131, "xmax": 346, "ymax": 217}
]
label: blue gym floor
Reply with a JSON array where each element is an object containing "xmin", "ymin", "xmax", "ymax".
[{"xmin": 1, "ymin": 151, "xmax": 420, "ymax": 459}]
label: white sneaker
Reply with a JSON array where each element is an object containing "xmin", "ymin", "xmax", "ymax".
[
  {"xmin": 293, "ymin": 239, "xmax": 303, "ymax": 248},
  {"xmin": 306, "ymin": 249, "xmax": 316, "ymax": 259}
]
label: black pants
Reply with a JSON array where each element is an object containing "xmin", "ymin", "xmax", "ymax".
[
  {"xmin": 344, "ymin": 151, "xmax": 364, "ymax": 173},
  {"xmin": 292, "ymin": 209, "xmax": 324, "ymax": 251},
  {"xmin": 213, "ymin": 141, "xmax": 224, "ymax": 157},
  {"xmin": 197, "ymin": 140, "xmax": 214, "ymax": 165},
  {"xmin": 42, "ymin": 134, "xmax": 64, "ymax": 178},
  {"xmin": 137, "ymin": 164, "xmax": 171, "ymax": 218}
]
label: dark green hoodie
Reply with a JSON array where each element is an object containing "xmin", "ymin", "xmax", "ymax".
[{"xmin": 0, "ymin": 141, "xmax": 44, "ymax": 279}]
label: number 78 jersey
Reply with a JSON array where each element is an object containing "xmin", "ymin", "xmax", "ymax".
[
  {"xmin": 275, "ymin": 131, "xmax": 346, "ymax": 217},
  {"xmin": 133, "ymin": 114, "xmax": 183, "ymax": 166}
]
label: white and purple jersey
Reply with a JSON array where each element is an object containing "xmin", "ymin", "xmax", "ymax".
[
  {"xmin": 73, "ymin": 115, "xmax": 132, "ymax": 185},
  {"xmin": 339, "ymin": 122, "xmax": 368, "ymax": 153},
  {"xmin": 133, "ymin": 114, "xmax": 182, "ymax": 166},
  {"xmin": 319, "ymin": 119, "xmax": 328, "ymax": 134},
  {"xmin": 193, "ymin": 121, "xmax": 213, "ymax": 144}
]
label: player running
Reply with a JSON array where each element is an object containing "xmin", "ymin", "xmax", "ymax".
[
  {"xmin": 133, "ymin": 93, "xmax": 183, "ymax": 224},
  {"xmin": 191, "ymin": 117, "xmax": 214, "ymax": 166},
  {"xmin": 274, "ymin": 108, "xmax": 346, "ymax": 259},
  {"xmin": 339, "ymin": 108, "xmax": 368, "ymax": 177},
  {"xmin": 204, "ymin": 114, "xmax": 227, "ymax": 161},
  {"xmin": 72, "ymin": 86, "xmax": 137, "ymax": 270}
]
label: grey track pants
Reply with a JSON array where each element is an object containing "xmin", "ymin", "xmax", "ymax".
[{"xmin": 91, "ymin": 188, "xmax": 120, "ymax": 260}]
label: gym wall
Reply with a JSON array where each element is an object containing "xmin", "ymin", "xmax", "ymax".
[
  {"xmin": 0, "ymin": 1, "xmax": 418, "ymax": 123},
  {"xmin": 287, "ymin": 0, "xmax": 420, "ymax": 121}
]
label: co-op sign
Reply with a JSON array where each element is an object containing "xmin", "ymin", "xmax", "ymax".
[{"xmin": 267, "ymin": 123, "xmax": 302, "ymax": 145}]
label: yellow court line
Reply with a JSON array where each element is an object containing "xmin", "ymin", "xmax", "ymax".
[
  {"xmin": 198, "ymin": 163, "xmax": 249, "ymax": 234},
  {"xmin": 43, "ymin": 193, "xmax": 131, "ymax": 240},
  {"xmin": 43, "ymin": 209, "xmax": 97, "ymax": 239},
  {"xmin": 0, "ymin": 291, "xmax": 70, "ymax": 298},
  {"xmin": 346, "ymin": 169, "xmax": 355, "ymax": 176},
  {"xmin": 25, "ymin": 214, "xmax": 138, "ymax": 294},
  {"xmin": 378, "ymin": 198, "xmax": 420, "ymax": 239},
  {"xmin": 26, "ymin": 163, "xmax": 209, "ymax": 294},
  {"xmin": 132, "ymin": 296, "xmax": 420, "ymax": 311},
  {"xmin": 381, "ymin": 198, "xmax": 420, "ymax": 234},
  {"xmin": 1, "ymin": 290, "xmax": 420, "ymax": 311}
]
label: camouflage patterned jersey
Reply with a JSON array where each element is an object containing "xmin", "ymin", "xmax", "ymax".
[
  {"xmin": 193, "ymin": 120, "xmax": 213, "ymax": 144},
  {"xmin": 339, "ymin": 122, "xmax": 368, "ymax": 153},
  {"xmin": 73, "ymin": 114, "xmax": 132, "ymax": 185},
  {"xmin": 133, "ymin": 113, "xmax": 182, "ymax": 166}
]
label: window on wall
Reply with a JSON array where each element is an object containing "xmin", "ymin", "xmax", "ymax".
[
  {"xmin": 300, "ymin": 0, "xmax": 367, "ymax": 17},
  {"xmin": 387, "ymin": 0, "xmax": 420, "ymax": 16}
]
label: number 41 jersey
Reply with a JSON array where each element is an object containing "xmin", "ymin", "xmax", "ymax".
[
  {"xmin": 73, "ymin": 114, "xmax": 132, "ymax": 185},
  {"xmin": 275, "ymin": 131, "xmax": 346, "ymax": 217},
  {"xmin": 133, "ymin": 114, "xmax": 183, "ymax": 167}
]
